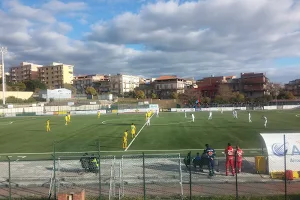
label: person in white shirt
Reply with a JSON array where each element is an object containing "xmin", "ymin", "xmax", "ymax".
[
  {"xmin": 248, "ymin": 112, "xmax": 252, "ymax": 123},
  {"xmin": 221, "ymin": 108, "xmax": 223, "ymax": 114},
  {"xmin": 146, "ymin": 115, "xmax": 151, "ymax": 126},
  {"xmin": 156, "ymin": 109, "xmax": 159, "ymax": 117},
  {"xmin": 191, "ymin": 113, "xmax": 195, "ymax": 122},
  {"xmin": 263, "ymin": 116, "xmax": 267, "ymax": 128},
  {"xmin": 184, "ymin": 110, "xmax": 187, "ymax": 118},
  {"xmin": 233, "ymin": 110, "xmax": 238, "ymax": 119},
  {"xmin": 208, "ymin": 111, "xmax": 212, "ymax": 120}
]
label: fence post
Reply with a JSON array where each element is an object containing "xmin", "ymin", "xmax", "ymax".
[
  {"xmin": 53, "ymin": 142, "xmax": 57, "ymax": 200},
  {"xmin": 189, "ymin": 151, "xmax": 192, "ymax": 200},
  {"xmin": 235, "ymin": 149, "xmax": 238, "ymax": 200},
  {"xmin": 98, "ymin": 140, "xmax": 102, "ymax": 200},
  {"xmin": 7, "ymin": 156, "xmax": 11, "ymax": 200},
  {"xmin": 284, "ymin": 135, "xmax": 287, "ymax": 200},
  {"xmin": 143, "ymin": 152, "xmax": 146, "ymax": 200}
]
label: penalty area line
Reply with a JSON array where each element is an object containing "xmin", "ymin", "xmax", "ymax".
[{"xmin": 125, "ymin": 114, "xmax": 154, "ymax": 151}]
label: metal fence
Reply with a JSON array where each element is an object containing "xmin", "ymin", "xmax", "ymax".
[{"xmin": 0, "ymin": 149, "xmax": 299, "ymax": 199}]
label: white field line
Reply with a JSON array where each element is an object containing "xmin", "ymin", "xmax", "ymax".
[
  {"xmin": 124, "ymin": 114, "xmax": 155, "ymax": 151},
  {"xmin": 0, "ymin": 148, "xmax": 263, "ymax": 156},
  {"xmin": 0, "ymin": 121, "xmax": 14, "ymax": 126}
]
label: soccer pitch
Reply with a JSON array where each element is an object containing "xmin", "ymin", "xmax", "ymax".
[{"xmin": 0, "ymin": 110, "xmax": 299, "ymax": 155}]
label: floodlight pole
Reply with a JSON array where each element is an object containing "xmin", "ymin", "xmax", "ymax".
[{"xmin": 1, "ymin": 46, "xmax": 7, "ymax": 105}]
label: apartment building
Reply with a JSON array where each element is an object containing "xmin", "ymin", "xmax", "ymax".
[
  {"xmin": 239, "ymin": 72, "xmax": 269, "ymax": 98},
  {"xmin": 154, "ymin": 75, "xmax": 185, "ymax": 99},
  {"xmin": 110, "ymin": 74, "xmax": 140, "ymax": 95},
  {"xmin": 196, "ymin": 76, "xmax": 236, "ymax": 98},
  {"xmin": 39, "ymin": 62, "xmax": 74, "ymax": 89},
  {"xmin": 73, "ymin": 74, "xmax": 111, "ymax": 94},
  {"xmin": 73, "ymin": 74, "xmax": 105, "ymax": 93},
  {"xmin": 9, "ymin": 62, "xmax": 42, "ymax": 83},
  {"xmin": 285, "ymin": 79, "xmax": 300, "ymax": 96}
]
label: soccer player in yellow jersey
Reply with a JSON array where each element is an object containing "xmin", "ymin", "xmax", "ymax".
[
  {"xmin": 124, "ymin": 130, "xmax": 128, "ymax": 138},
  {"xmin": 123, "ymin": 135, "xmax": 127, "ymax": 149},
  {"xmin": 65, "ymin": 115, "xmax": 68, "ymax": 125},
  {"xmin": 145, "ymin": 112, "xmax": 148, "ymax": 121},
  {"xmin": 123, "ymin": 130, "xmax": 128, "ymax": 149},
  {"xmin": 131, "ymin": 123, "xmax": 136, "ymax": 138},
  {"xmin": 97, "ymin": 111, "xmax": 101, "ymax": 118},
  {"xmin": 46, "ymin": 119, "xmax": 50, "ymax": 132},
  {"xmin": 147, "ymin": 111, "xmax": 151, "ymax": 118},
  {"xmin": 67, "ymin": 113, "xmax": 71, "ymax": 122}
]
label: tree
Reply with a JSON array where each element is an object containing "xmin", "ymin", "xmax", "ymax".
[
  {"xmin": 11, "ymin": 82, "xmax": 26, "ymax": 91},
  {"xmin": 0, "ymin": 84, "xmax": 12, "ymax": 91},
  {"xmin": 64, "ymin": 84, "xmax": 77, "ymax": 95},
  {"xmin": 135, "ymin": 90, "xmax": 145, "ymax": 99},
  {"xmin": 179, "ymin": 89, "xmax": 200, "ymax": 107},
  {"xmin": 151, "ymin": 93, "xmax": 157, "ymax": 99},
  {"xmin": 24, "ymin": 80, "xmax": 47, "ymax": 92},
  {"xmin": 231, "ymin": 92, "xmax": 245, "ymax": 103},
  {"xmin": 286, "ymin": 91, "xmax": 296, "ymax": 100},
  {"xmin": 171, "ymin": 92, "xmax": 179, "ymax": 99},
  {"xmin": 201, "ymin": 96, "xmax": 211, "ymax": 104},
  {"xmin": 267, "ymin": 83, "xmax": 282, "ymax": 99},
  {"xmin": 213, "ymin": 95, "xmax": 225, "ymax": 104},
  {"xmin": 85, "ymin": 86, "xmax": 97, "ymax": 96},
  {"xmin": 217, "ymin": 84, "xmax": 234, "ymax": 103}
]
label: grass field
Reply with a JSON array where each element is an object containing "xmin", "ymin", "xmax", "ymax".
[{"xmin": 0, "ymin": 110, "xmax": 299, "ymax": 155}]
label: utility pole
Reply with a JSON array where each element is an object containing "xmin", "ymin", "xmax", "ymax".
[{"xmin": 0, "ymin": 46, "xmax": 7, "ymax": 105}]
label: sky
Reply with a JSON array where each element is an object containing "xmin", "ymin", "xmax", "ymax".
[{"xmin": 1, "ymin": 0, "xmax": 300, "ymax": 83}]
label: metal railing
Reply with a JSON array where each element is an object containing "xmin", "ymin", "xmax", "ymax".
[{"xmin": 0, "ymin": 146, "xmax": 299, "ymax": 199}]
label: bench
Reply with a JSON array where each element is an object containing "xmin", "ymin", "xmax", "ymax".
[
  {"xmin": 184, "ymin": 156, "xmax": 220, "ymax": 172},
  {"xmin": 80, "ymin": 156, "xmax": 99, "ymax": 173}
]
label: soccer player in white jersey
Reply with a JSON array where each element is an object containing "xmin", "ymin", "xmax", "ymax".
[
  {"xmin": 156, "ymin": 109, "xmax": 159, "ymax": 117},
  {"xmin": 233, "ymin": 110, "xmax": 238, "ymax": 119},
  {"xmin": 184, "ymin": 110, "xmax": 187, "ymax": 118},
  {"xmin": 208, "ymin": 111, "xmax": 212, "ymax": 120},
  {"xmin": 221, "ymin": 108, "xmax": 223, "ymax": 114},
  {"xmin": 263, "ymin": 116, "xmax": 267, "ymax": 128},
  {"xmin": 146, "ymin": 115, "xmax": 151, "ymax": 126},
  {"xmin": 248, "ymin": 112, "xmax": 252, "ymax": 123},
  {"xmin": 191, "ymin": 113, "xmax": 195, "ymax": 122}
]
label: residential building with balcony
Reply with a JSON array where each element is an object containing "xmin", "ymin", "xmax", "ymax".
[
  {"xmin": 135, "ymin": 83, "xmax": 155, "ymax": 98},
  {"xmin": 185, "ymin": 77, "xmax": 197, "ymax": 89},
  {"xmin": 110, "ymin": 74, "xmax": 140, "ymax": 95},
  {"xmin": 9, "ymin": 62, "xmax": 42, "ymax": 83},
  {"xmin": 285, "ymin": 79, "xmax": 300, "ymax": 96},
  {"xmin": 154, "ymin": 75, "xmax": 185, "ymax": 99},
  {"xmin": 239, "ymin": 72, "xmax": 269, "ymax": 98},
  {"xmin": 73, "ymin": 74, "xmax": 110, "ymax": 94},
  {"xmin": 39, "ymin": 62, "xmax": 74, "ymax": 89},
  {"xmin": 196, "ymin": 76, "xmax": 236, "ymax": 98}
]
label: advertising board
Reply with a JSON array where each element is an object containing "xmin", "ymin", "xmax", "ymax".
[{"xmin": 260, "ymin": 133, "xmax": 300, "ymax": 172}]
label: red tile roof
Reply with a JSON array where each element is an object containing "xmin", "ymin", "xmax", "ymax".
[{"xmin": 156, "ymin": 75, "xmax": 178, "ymax": 81}]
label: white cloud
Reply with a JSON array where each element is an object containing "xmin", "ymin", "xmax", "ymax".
[
  {"xmin": 1, "ymin": 0, "xmax": 300, "ymax": 83},
  {"xmin": 43, "ymin": 0, "xmax": 88, "ymax": 12},
  {"xmin": 3, "ymin": 0, "xmax": 56, "ymax": 23},
  {"xmin": 78, "ymin": 18, "xmax": 88, "ymax": 25}
]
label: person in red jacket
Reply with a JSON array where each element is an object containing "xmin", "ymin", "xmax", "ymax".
[
  {"xmin": 236, "ymin": 146, "xmax": 243, "ymax": 173},
  {"xmin": 225, "ymin": 143, "xmax": 235, "ymax": 176}
]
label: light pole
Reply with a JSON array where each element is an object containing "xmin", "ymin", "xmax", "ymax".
[{"xmin": 1, "ymin": 46, "xmax": 7, "ymax": 105}]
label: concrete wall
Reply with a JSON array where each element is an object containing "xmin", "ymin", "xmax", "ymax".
[{"xmin": 0, "ymin": 91, "xmax": 33, "ymax": 100}]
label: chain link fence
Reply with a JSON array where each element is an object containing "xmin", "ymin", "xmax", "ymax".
[{"xmin": 0, "ymin": 147, "xmax": 299, "ymax": 200}]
